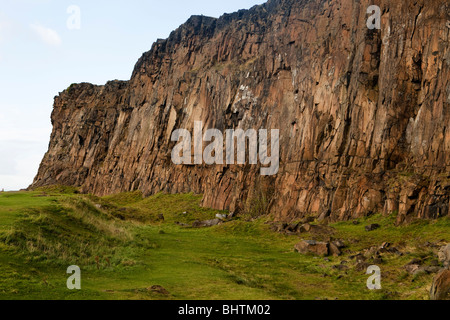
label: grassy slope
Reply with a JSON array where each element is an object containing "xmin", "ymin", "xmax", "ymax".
[{"xmin": 0, "ymin": 188, "xmax": 448, "ymax": 300}]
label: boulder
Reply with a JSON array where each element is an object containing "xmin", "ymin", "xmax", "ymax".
[
  {"xmin": 438, "ymin": 244, "xmax": 450, "ymax": 268},
  {"xmin": 284, "ymin": 222, "xmax": 300, "ymax": 233},
  {"xmin": 430, "ymin": 270, "xmax": 450, "ymax": 300},
  {"xmin": 329, "ymin": 243, "xmax": 342, "ymax": 257},
  {"xmin": 298, "ymin": 223, "xmax": 312, "ymax": 233},
  {"xmin": 295, "ymin": 240, "xmax": 329, "ymax": 257}
]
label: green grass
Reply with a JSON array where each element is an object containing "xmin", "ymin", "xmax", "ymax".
[{"xmin": 0, "ymin": 189, "xmax": 448, "ymax": 300}]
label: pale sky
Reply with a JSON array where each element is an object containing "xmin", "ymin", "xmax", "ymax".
[{"xmin": 0, "ymin": 0, "xmax": 266, "ymax": 191}]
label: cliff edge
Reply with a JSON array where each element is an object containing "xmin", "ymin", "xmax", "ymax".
[{"xmin": 32, "ymin": 0, "xmax": 450, "ymax": 223}]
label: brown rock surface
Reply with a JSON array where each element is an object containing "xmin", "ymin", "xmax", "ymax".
[
  {"xmin": 430, "ymin": 269, "xmax": 450, "ymax": 300},
  {"xmin": 329, "ymin": 242, "xmax": 342, "ymax": 257},
  {"xmin": 31, "ymin": 0, "xmax": 450, "ymax": 223},
  {"xmin": 438, "ymin": 244, "xmax": 450, "ymax": 268},
  {"xmin": 295, "ymin": 240, "xmax": 330, "ymax": 257}
]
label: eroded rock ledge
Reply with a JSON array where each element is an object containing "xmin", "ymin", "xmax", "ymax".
[{"xmin": 32, "ymin": 0, "xmax": 450, "ymax": 223}]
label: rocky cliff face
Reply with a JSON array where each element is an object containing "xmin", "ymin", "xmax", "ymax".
[{"xmin": 32, "ymin": 0, "xmax": 450, "ymax": 224}]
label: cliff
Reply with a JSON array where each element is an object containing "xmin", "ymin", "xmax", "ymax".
[{"xmin": 32, "ymin": 0, "xmax": 450, "ymax": 224}]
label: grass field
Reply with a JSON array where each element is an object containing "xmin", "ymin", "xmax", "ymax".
[{"xmin": 0, "ymin": 187, "xmax": 448, "ymax": 300}]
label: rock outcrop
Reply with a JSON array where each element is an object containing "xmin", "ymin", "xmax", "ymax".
[
  {"xmin": 32, "ymin": 0, "xmax": 450, "ymax": 223},
  {"xmin": 295, "ymin": 240, "xmax": 331, "ymax": 257},
  {"xmin": 430, "ymin": 269, "xmax": 450, "ymax": 300},
  {"xmin": 439, "ymin": 244, "xmax": 450, "ymax": 268}
]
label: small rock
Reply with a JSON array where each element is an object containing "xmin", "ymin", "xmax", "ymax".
[
  {"xmin": 216, "ymin": 214, "xmax": 228, "ymax": 220},
  {"xmin": 192, "ymin": 219, "xmax": 221, "ymax": 228},
  {"xmin": 270, "ymin": 224, "xmax": 278, "ymax": 232},
  {"xmin": 333, "ymin": 240, "xmax": 346, "ymax": 249},
  {"xmin": 350, "ymin": 253, "xmax": 365, "ymax": 261},
  {"xmin": 365, "ymin": 224, "xmax": 381, "ymax": 232},
  {"xmin": 302, "ymin": 216, "xmax": 315, "ymax": 224},
  {"xmin": 389, "ymin": 247, "xmax": 403, "ymax": 256},
  {"xmin": 380, "ymin": 242, "xmax": 391, "ymax": 249},
  {"xmin": 329, "ymin": 242, "xmax": 342, "ymax": 257},
  {"xmin": 438, "ymin": 244, "xmax": 450, "ymax": 268},
  {"xmin": 333, "ymin": 264, "xmax": 348, "ymax": 271},
  {"xmin": 424, "ymin": 266, "xmax": 442, "ymax": 274},
  {"xmin": 286, "ymin": 222, "xmax": 301, "ymax": 233},
  {"xmin": 175, "ymin": 222, "xmax": 190, "ymax": 227},
  {"xmin": 373, "ymin": 257, "xmax": 383, "ymax": 265},
  {"xmin": 148, "ymin": 285, "xmax": 170, "ymax": 295},
  {"xmin": 355, "ymin": 262, "xmax": 370, "ymax": 272},
  {"xmin": 363, "ymin": 246, "xmax": 378, "ymax": 257},
  {"xmin": 298, "ymin": 223, "xmax": 312, "ymax": 233},
  {"xmin": 405, "ymin": 264, "xmax": 424, "ymax": 276}
]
